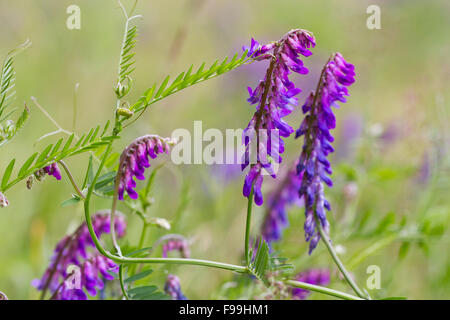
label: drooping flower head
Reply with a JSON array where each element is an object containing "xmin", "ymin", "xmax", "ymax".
[
  {"xmin": 117, "ymin": 135, "xmax": 177, "ymax": 200},
  {"xmin": 32, "ymin": 211, "xmax": 127, "ymax": 300},
  {"xmin": 242, "ymin": 30, "xmax": 315, "ymax": 206},
  {"xmin": 164, "ymin": 274, "xmax": 187, "ymax": 300},
  {"xmin": 295, "ymin": 53, "xmax": 355, "ymax": 253},
  {"xmin": 42, "ymin": 162, "xmax": 62, "ymax": 180},
  {"xmin": 291, "ymin": 269, "xmax": 330, "ymax": 300},
  {"xmin": 261, "ymin": 162, "xmax": 303, "ymax": 246}
]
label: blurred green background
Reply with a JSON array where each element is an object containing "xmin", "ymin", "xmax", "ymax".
[{"xmin": 0, "ymin": 0, "xmax": 449, "ymax": 299}]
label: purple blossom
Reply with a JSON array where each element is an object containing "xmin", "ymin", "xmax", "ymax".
[
  {"xmin": 295, "ymin": 53, "xmax": 355, "ymax": 253},
  {"xmin": 291, "ymin": 269, "xmax": 330, "ymax": 300},
  {"xmin": 164, "ymin": 274, "xmax": 187, "ymax": 300},
  {"xmin": 117, "ymin": 135, "xmax": 176, "ymax": 200},
  {"xmin": 261, "ymin": 163, "xmax": 303, "ymax": 245},
  {"xmin": 242, "ymin": 29, "xmax": 316, "ymax": 206},
  {"xmin": 43, "ymin": 162, "xmax": 62, "ymax": 180},
  {"xmin": 162, "ymin": 237, "xmax": 190, "ymax": 259},
  {"xmin": 32, "ymin": 212, "xmax": 127, "ymax": 300}
]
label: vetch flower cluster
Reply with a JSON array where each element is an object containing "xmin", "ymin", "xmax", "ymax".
[
  {"xmin": 164, "ymin": 274, "xmax": 187, "ymax": 300},
  {"xmin": 43, "ymin": 163, "xmax": 62, "ymax": 180},
  {"xmin": 117, "ymin": 135, "xmax": 177, "ymax": 200},
  {"xmin": 295, "ymin": 53, "xmax": 355, "ymax": 253},
  {"xmin": 261, "ymin": 163, "xmax": 303, "ymax": 246},
  {"xmin": 291, "ymin": 269, "xmax": 330, "ymax": 300},
  {"xmin": 242, "ymin": 29, "xmax": 316, "ymax": 206},
  {"xmin": 32, "ymin": 212, "xmax": 127, "ymax": 300}
]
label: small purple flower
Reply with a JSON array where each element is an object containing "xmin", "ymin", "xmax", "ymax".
[
  {"xmin": 43, "ymin": 162, "xmax": 62, "ymax": 180},
  {"xmin": 164, "ymin": 274, "xmax": 187, "ymax": 300},
  {"xmin": 291, "ymin": 269, "xmax": 330, "ymax": 300},
  {"xmin": 117, "ymin": 135, "xmax": 177, "ymax": 200},
  {"xmin": 295, "ymin": 53, "xmax": 355, "ymax": 253},
  {"xmin": 242, "ymin": 29, "xmax": 316, "ymax": 206},
  {"xmin": 261, "ymin": 163, "xmax": 303, "ymax": 245},
  {"xmin": 33, "ymin": 211, "xmax": 127, "ymax": 300},
  {"xmin": 162, "ymin": 237, "xmax": 190, "ymax": 259}
]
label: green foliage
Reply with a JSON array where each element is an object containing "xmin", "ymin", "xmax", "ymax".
[
  {"xmin": 248, "ymin": 237, "xmax": 270, "ymax": 283},
  {"xmin": 0, "ymin": 39, "xmax": 32, "ymax": 146},
  {"xmin": 0, "ymin": 121, "xmax": 117, "ymax": 192},
  {"xmin": 123, "ymin": 267, "xmax": 170, "ymax": 300},
  {"xmin": 126, "ymin": 50, "xmax": 251, "ymax": 121}
]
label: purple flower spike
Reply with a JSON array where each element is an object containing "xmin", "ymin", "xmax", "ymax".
[
  {"xmin": 117, "ymin": 135, "xmax": 177, "ymax": 200},
  {"xmin": 291, "ymin": 269, "xmax": 330, "ymax": 300},
  {"xmin": 32, "ymin": 211, "xmax": 127, "ymax": 300},
  {"xmin": 43, "ymin": 162, "xmax": 62, "ymax": 180},
  {"xmin": 295, "ymin": 53, "xmax": 355, "ymax": 253},
  {"xmin": 242, "ymin": 29, "xmax": 316, "ymax": 206},
  {"xmin": 164, "ymin": 274, "xmax": 187, "ymax": 300}
]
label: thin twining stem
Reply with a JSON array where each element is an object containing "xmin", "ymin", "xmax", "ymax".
[
  {"xmin": 314, "ymin": 214, "xmax": 367, "ymax": 299},
  {"xmin": 58, "ymin": 160, "xmax": 85, "ymax": 199},
  {"xmin": 83, "ymin": 141, "xmax": 363, "ymax": 301},
  {"xmin": 285, "ymin": 280, "xmax": 364, "ymax": 300},
  {"xmin": 245, "ymin": 185, "xmax": 254, "ymax": 266}
]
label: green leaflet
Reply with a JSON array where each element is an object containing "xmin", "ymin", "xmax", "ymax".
[
  {"xmin": 128, "ymin": 49, "xmax": 251, "ymax": 117},
  {"xmin": 0, "ymin": 121, "xmax": 117, "ymax": 192},
  {"xmin": 0, "ymin": 40, "xmax": 32, "ymax": 146}
]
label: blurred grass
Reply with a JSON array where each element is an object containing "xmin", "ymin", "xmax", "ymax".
[{"xmin": 0, "ymin": 0, "xmax": 449, "ymax": 299}]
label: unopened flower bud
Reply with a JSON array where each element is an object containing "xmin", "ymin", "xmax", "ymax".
[
  {"xmin": 26, "ymin": 176, "xmax": 34, "ymax": 189},
  {"xmin": 116, "ymin": 107, "xmax": 134, "ymax": 118},
  {"xmin": 0, "ymin": 290, "xmax": 7, "ymax": 300},
  {"xmin": 0, "ymin": 192, "xmax": 9, "ymax": 208}
]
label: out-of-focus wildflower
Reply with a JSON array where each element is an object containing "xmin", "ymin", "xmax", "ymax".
[
  {"xmin": 295, "ymin": 53, "xmax": 355, "ymax": 253},
  {"xmin": 0, "ymin": 192, "xmax": 9, "ymax": 208},
  {"xmin": 335, "ymin": 113, "xmax": 363, "ymax": 161},
  {"xmin": 261, "ymin": 163, "xmax": 303, "ymax": 246},
  {"xmin": 416, "ymin": 152, "xmax": 431, "ymax": 184},
  {"xmin": 164, "ymin": 274, "xmax": 187, "ymax": 300},
  {"xmin": 291, "ymin": 269, "xmax": 330, "ymax": 300},
  {"xmin": 343, "ymin": 182, "xmax": 358, "ymax": 202},
  {"xmin": 117, "ymin": 135, "xmax": 177, "ymax": 200},
  {"xmin": 242, "ymin": 29, "xmax": 316, "ymax": 206},
  {"xmin": 0, "ymin": 290, "xmax": 7, "ymax": 300},
  {"xmin": 162, "ymin": 237, "xmax": 190, "ymax": 258},
  {"xmin": 32, "ymin": 212, "xmax": 126, "ymax": 300}
]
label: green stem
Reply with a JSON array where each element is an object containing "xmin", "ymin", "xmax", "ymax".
[
  {"xmin": 83, "ymin": 141, "xmax": 248, "ymax": 274},
  {"xmin": 138, "ymin": 222, "xmax": 149, "ymax": 249},
  {"xmin": 285, "ymin": 280, "xmax": 364, "ymax": 300},
  {"xmin": 315, "ymin": 215, "xmax": 367, "ymax": 299},
  {"xmin": 58, "ymin": 160, "xmax": 85, "ymax": 199},
  {"xmin": 245, "ymin": 185, "xmax": 254, "ymax": 266},
  {"xmin": 118, "ymin": 264, "xmax": 129, "ymax": 300}
]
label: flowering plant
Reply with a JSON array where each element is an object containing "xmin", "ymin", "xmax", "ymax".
[{"xmin": 0, "ymin": 1, "xmax": 446, "ymax": 301}]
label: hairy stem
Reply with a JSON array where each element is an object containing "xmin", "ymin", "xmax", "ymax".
[{"xmin": 315, "ymin": 215, "xmax": 367, "ymax": 299}]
